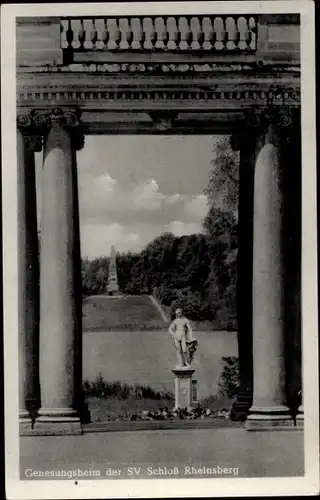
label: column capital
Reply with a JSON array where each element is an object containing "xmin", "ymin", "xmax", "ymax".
[
  {"xmin": 23, "ymin": 135, "xmax": 43, "ymax": 153},
  {"xmin": 231, "ymin": 107, "xmax": 299, "ymax": 151},
  {"xmin": 246, "ymin": 107, "xmax": 295, "ymax": 130},
  {"xmin": 17, "ymin": 108, "xmax": 85, "ymax": 151}
]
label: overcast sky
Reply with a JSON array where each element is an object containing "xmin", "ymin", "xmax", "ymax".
[{"xmin": 35, "ymin": 135, "xmax": 218, "ymax": 258}]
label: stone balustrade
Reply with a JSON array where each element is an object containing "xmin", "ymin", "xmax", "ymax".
[{"xmin": 60, "ymin": 16, "xmax": 257, "ymax": 52}]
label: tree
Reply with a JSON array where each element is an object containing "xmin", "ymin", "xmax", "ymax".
[
  {"xmin": 201, "ymin": 137, "xmax": 239, "ymax": 327},
  {"xmin": 204, "ymin": 136, "xmax": 239, "ymax": 214}
]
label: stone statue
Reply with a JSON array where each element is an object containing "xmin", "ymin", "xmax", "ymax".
[{"xmin": 169, "ymin": 308, "xmax": 198, "ymax": 368}]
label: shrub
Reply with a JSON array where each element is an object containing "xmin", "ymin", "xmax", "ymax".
[
  {"xmin": 218, "ymin": 356, "xmax": 239, "ymax": 398},
  {"xmin": 170, "ymin": 291, "xmax": 205, "ymax": 321},
  {"xmin": 83, "ymin": 375, "xmax": 174, "ymax": 400}
]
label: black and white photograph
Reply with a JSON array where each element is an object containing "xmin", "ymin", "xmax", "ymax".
[{"xmin": 2, "ymin": 1, "xmax": 319, "ymax": 498}]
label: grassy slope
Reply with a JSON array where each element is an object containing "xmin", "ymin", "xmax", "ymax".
[{"xmin": 83, "ymin": 294, "xmax": 168, "ymax": 331}]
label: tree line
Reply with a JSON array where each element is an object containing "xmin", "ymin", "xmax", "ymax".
[{"xmin": 81, "ymin": 137, "xmax": 239, "ymax": 329}]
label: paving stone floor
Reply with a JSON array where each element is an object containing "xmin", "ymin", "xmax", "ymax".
[{"xmin": 20, "ymin": 427, "xmax": 304, "ymax": 480}]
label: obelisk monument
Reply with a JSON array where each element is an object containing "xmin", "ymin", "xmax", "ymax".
[{"xmin": 107, "ymin": 245, "xmax": 120, "ymax": 295}]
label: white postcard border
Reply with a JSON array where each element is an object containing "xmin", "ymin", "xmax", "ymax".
[{"xmin": 2, "ymin": 2, "xmax": 319, "ymax": 498}]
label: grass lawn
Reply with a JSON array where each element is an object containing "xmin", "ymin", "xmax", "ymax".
[{"xmin": 83, "ymin": 294, "xmax": 168, "ymax": 331}]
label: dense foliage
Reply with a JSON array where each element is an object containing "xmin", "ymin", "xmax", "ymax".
[
  {"xmin": 81, "ymin": 136, "xmax": 239, "ymax": 329},
  {"xmin": 217, "ymin": 356, "xmax": 240, "ymax": 398}
]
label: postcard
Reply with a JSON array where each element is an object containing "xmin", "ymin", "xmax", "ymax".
[{"xmin": 2, "ymin": 1, "xmax": 319, "ymax": 498}]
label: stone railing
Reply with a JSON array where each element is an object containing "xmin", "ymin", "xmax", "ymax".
[{"xmin": 60, "ymin": 16, "xmax": 257, "ymax": 52}]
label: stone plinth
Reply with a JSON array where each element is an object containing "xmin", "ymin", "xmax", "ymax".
[
  {"xmin": 296, "ymin": 405, "xmax": 304, "ymax": 429},
  {"xmin": 172, "ymin": 368, "xmax": 195, "ymax": 411},
  {"xmin": 19, "ymin": 410, "xmax": 33, "ymax": 436}
]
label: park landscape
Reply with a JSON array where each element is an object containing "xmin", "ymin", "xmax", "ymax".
[{"xmin": 79, "ymin": 136, "xmax": 240, "ymax": 423}]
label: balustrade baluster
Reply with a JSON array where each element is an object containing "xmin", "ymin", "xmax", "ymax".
[
  {"xmin": 190, "ymin": 17, "xmax": 200, "ymax": 50},
  {"xmin": 71, "ymin": 20, "xmax": 82, "ymax": 49},
  {"xmin": 61, "ymin": 20, "xmax": 69, "ymax": 49},
  {"xmin": 154, "ymin": 17, "xmax": 165, "ymax": 49},
  {"xmin": 95, "ymin": 18, "xmax": 107, "ymax": 49},
  {"xmin": 119, "ymin": 18, "xmax": 129, "ymax": 50},
  {"xmin": 226, "ymin": 16, "xmax": 237, "ymax": 50},
  {"xmin": 83, "ymin": 19, "xmax": 94, "ymax": 49},
  {"xmin": 143, "ymin": 18, "xmax": 154, "ymax": 50},
  {"xmin": 178, "ymin": 18, "xmax": 186, "ymax": 50},
  {"xmin": 237, "ymin": 16, "xmax": 248, "ymax": 50},
  {"xmin": 166, "ymin": 17, "xmax": 177, "ymax": 50},
  {"xmin": 202, "ymin": 17, "xmax": 212, "ymax": 50},
  {"xmin": 105, "ymin": 19, "xmax": 112, "ymax": 50},
  {"xmin": 248, "ymin": 16, "xmax": 257, "ymax": 50},
  {"xmin": 131, "ymin": 18, "xmax": 141, "ymax": 49},
  {"xmin": 214, "ymin": 17, "xmax": 225, "ymax": 50}
]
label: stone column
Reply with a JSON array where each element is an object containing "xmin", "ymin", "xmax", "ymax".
[
  {"xmin": 35, "ymin": 109, "xmax": 84, "ymax": 435},
  {"xmin": 17, "ymin": 121, "xmax": 41, "ymax": 433},
  {"xmin": 71, "ymin": 145, "xmax": 90, "ymax": 424},
  {"xmin": 246, "ymin": 113, "xmax": 292, "ymax": 430},
  {"xmin": 230, "ymin": 125, "xmax": 261, "ymax": 421},
  {"xmin": 281, "ymin": 110, "xmax": 302, "ymax": 426}
]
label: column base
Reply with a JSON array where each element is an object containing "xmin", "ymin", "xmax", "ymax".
[
  {"xmin": 19, "ymin": 412, "xmax": 33, "ymax": 435},
  {"xmin": 295, "ymin": 406, "xmax": 304, "ymax": 429},
  {"xmin": 230, "ymin": 391, "xmax": 253, "ymax": 421},
  {"xmin": 246, "ymin": 405, "xmax": 295, "ymax": 431},
  {"xmin": 32, "ymin": 408, "xmax": 83, "ymax": 435},
  {"xmin": 32, "ymin": 417, "xmax": 83, "ymax": 436}
]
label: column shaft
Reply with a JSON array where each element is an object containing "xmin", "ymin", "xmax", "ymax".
[
  {"xmin": 282, "ymin": 118, "xmax": 302, "ymax": 424},
  {"xmin": 230, "ymin": 138, "xmax": 256, "ymax": 421},
  {"xmin": 72, "ymin": 148, "xmax": 90, "ymax": 423},
  {"xmin": 246, "ymin": 128, "xmax": 292, "ymax": 430},
  {"xmin": 37, "ymin": 121, "xmax": 82, "ymax": 433},
  {"xmin": 18, "ymin": 129, "xmax": 40, "ymax": 430},
  {"xmin": 18, "ymin": 129, "xmax": 30, "ymax": 422}
]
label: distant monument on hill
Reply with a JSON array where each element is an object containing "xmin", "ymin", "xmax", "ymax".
[{"xmin": 107, "ymin": 245, "xmax": 120, "ymax": 296}]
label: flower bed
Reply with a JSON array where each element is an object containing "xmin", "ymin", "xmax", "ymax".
[{"xmin": 94, "ymin": 405, "xmax": 230, "ymax": 422}]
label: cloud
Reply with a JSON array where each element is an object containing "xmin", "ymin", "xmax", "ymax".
[
  {"xmin": 184, "ymin": 194, "xmax": 208, "ymax": 221},
  {"xmin": 78, "ymin": 171, "xmax": 208, "ymax": 257},
  {"xmin": 79, "ymin": 174, "xmax": 185, "ymax": 224},
  {"xmin": 81, "ymin": 222, "xmax": 142, "ymax": 258},
  {"xmin": 132, "ymin": 179, "xmax": 165, "ymax": 211}
]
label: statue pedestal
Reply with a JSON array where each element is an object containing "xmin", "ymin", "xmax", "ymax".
[{"xmin": 172, "ymin": 367, "xmax": 195, "ymax": 411}]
